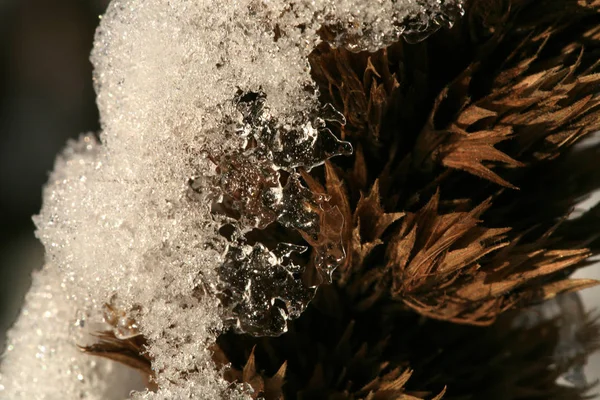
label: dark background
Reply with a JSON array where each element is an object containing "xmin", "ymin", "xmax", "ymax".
[{"xmin": 0, "ymin": 0, "xmax": 109, "ymax": 345}]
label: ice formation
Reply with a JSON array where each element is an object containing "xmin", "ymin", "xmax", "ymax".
[{"xmin": 0, "ymin": 0, "xmax": 464, "ymax": 398}]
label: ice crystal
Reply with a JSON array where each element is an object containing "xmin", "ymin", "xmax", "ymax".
[{"xmin": 0, "ymin": 0, "xmax": 465, "ymax": 398}]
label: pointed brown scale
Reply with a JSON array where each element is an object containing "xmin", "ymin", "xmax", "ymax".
[
  {"xmin": 518, "ymin": 249, "xmax": 591, "ymax": 280},
  {"xmin": 541, "ymin": 279, "xmax": 600, "ymax": 300},
  {"xmin": 354, "ymin": 368, "xmax": 425, "ymax": 400},
  {"xmin": 366, "ymin": 81, "xmax": 390, "ymax": 142},
  {"xmin": 218, "ymin": 345, "xmax": 287, "ymax": 400},
  {"xmin": 366, "ymin": 190, "xmax": 520, "ymax": 323},
  {"xmin": 413, "ymin": 80, "xmax": 469, "ymax": 173},
  {"xmin": 412, "ymin": 2, "xmax": 600, "ymax": 188},
  {"xmin": 387, "ymin": 225, "xmax": 418, "ymax": 297},
  {"xmin": 363, "ymin": 56, "xmax": 382, "ymax": 89},
  {"xmin": 354, "ymin": 181, "xmax": 405, "ymax": 243},
  {"xmin": 309, "ymin": 39, "xmax": 408, "ymax": 157},
  {"xmin": 328, "ymin": 175, "xmax": 407, "ymax": 290},
  {"xmin": 309, "ymin": 44, "xmax": 370, "ymax": 138},
  {"xmin": 324, "ymin": 162, "xmax": 353, "ymax": 232},
  {"xmin": 264, "ymin": 362, "xmax": 287, "ymax": 400},
  {"xmin": 399, "ymin": 195, "xmax": 494, "ymax": 290},
  {"xmin": 215, "ymin": 0, "xmax": 600, "ymax": 393},
  {"xmin": 80, "ymin": 303, "xmax": 157, "ymax": 390},
  {"xmin": 300, "ymin": 163, "xmax": 355, "ymax": 285},
  {"xmin": 455, "ymin": 247, "xmax": 592, "ymax": 304},
  {"xmin": 455, "ymin": 104, "xmax": 498, "ymax": 127},
  {"xmin": 296, "ymin": 165, "xmax": 350, "ymax": 284},
  {"xmin": 345, "ymin": 222, "xmax": 384, "ymax": 286},
  {"xmin": 437, "ymin": 227, "xmax": 511, "ymax": 274},
  {"xmin": 372, "ymin": 182, "xmax": 592, "ymax": 326},
  {"xmin": 242, "ymin": 348, "xmax": 266, "ymax": 396},
  {"xmin": 81, "ymin": 331, "xmax": 153, "ymax": 381},
  {"xmin": 213, "ymin": 286, "xmax": 598, "ymax": 399},
  {"xmin": 416, "ymin": 69, "xmax": 525, "ymax": 187},
  {"xmin": 490, "ymin": 49, "xmax": 600, "ymax": 161},
  {"xmin": 349, "ymin": 144, "xmax": 369, "ymax": 194},
  {"xmin": 438, "ymin": 126, "xmax": 524, "ymax": 188}
]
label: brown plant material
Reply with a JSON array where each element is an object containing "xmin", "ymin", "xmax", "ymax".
[
  {"xmin": 217, "ymin": 286, "xmax": 448, "ymax": 400},
  {"xmin": 306, "ymin": 0, "xmax": 600, "ymax": 326},
  {"xmin": 81, "ymin": 331, "xmax": 154, "ymax": 382},
  {"xmin": 80, "ymin": 304, "xmax": 156, "ymax": 390},
  {"xmin": 213, "ymin": 345, "xmax": 287, "ymax": 400},
  {"xmin": 215, "ymin": 285, "xmax": 599, "ymax": 400}
]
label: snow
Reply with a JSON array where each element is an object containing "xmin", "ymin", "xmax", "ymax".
[{"xmin": 0, "ymin": 0, "xmax": 464, "ymax": 398}]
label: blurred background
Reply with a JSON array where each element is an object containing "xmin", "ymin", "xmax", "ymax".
[{"xmin": 0, "ymin": 0, "xmax": 599, "ymax": 393}]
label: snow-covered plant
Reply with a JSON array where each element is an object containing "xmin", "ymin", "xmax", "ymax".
[{"xmin": 2, "ymin": 0, "xmax": 600, "ymax": 399}]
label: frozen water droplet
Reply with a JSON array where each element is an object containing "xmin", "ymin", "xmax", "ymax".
[
  {"xmin": 102, "ymin": 302, "xmax": 141, "ymax": 340},
  {"xmin": 74, "ymin": 310, "xmax": 86, "ymax": 329},
  {"xmin": 115, "ymin": 317, "xmax": 140, "ymax": 340}
]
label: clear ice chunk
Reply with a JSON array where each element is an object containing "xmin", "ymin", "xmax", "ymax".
[
  {"xmin": 214, "ymin": 150, "xmax": 281, "ymax": 229},
  {"xmin": 234, "ymin": 91, "xmax": 352, "ymax": 171},
  {"xmin": 209, "ymin": 92, "xmax": 350, "ymax": 336},
  {"xmin": 218, "ymin": 243, "xmax": 313, "ymax": 336},
  {"xmin": 279, "ymin": 173, "xmax": 346, "ymax": 282}
]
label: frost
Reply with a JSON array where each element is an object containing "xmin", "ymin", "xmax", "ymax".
[
  {"xmin": 0, "ymin": 267, "xmax": 147, "ymax": 399},
  {"xmin": 0, "ymin": 0, "xmax": 464, "ymax": 398}
]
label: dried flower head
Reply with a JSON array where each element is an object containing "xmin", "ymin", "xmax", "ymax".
[{"xmin": 1, "ymin": 0, "xmax": 600, "ymax": 399}]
